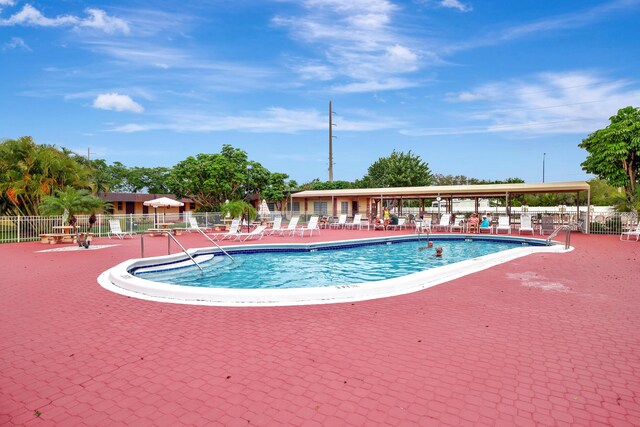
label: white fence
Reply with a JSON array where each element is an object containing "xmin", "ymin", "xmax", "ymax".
[{"xmin": 0, "ymin": 208, "xmax": 636, "ymax": 243}]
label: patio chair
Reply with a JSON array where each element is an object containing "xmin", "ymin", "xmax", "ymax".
[
  {"xmin": 432, "ymin": 214, "xmax": 451, "ymax": 232},
  {"xmin": 344, "ymin": 214, "xmax": 362, "ymax": 230},
  {"xmin": 519, "ymin": 214, "xmax": 536, "ymax": 235},
  {"xmin": 620, "ymin": 223, "xmax": 640, "ymax": 241},
  {"xmin": 387, "ymin": 217, "xmax": 407, "ymax": 231},
  {"xmin": 330, "ymin": 214, "xmax": 347, "ymax": 229},
  {"xmin": 297, "ymin": 216, "xmax": 320, "ymax": 237},
  {"xmin": 108, "ymin": 219, "xmax": 134, "ymax": 239},
  {"xmin": 210, "ymin": 219, "xmax": 241, "ymax": 240},
  {"xmin": 234, "ymin": 225, "xmax": 267, "ymax": 241},
  {"xmin": 479, "ymin": 217, "xmax": 493, "ymax": 234},
  {"xmin": 540, "ymin": 216, "xmax": 555, "ymax": 235},
  {"xmin": 265, "ymin": 216, "xmax": 283, "ymax": 235},
  {"xmin": 188, "ymin": 217, "xmax": 213, "ymax": 232},
  {"xmin": 416, "ymin": 218, "xmax": 432, "ymax": 234},
  {"xmin": 277, "ymin": 216, "xmax": 299, "ymax": 236},
  {"xmin": 449, "ymin": 218, "xmax": 464, "ymax": 233},
  {"xmin": 495, "ymin": 216, "xmax": 511, "ymax": 234}
]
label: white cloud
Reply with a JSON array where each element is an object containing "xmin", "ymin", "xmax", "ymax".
[
  {"xmin": 274, "ymin": 0, "xmax": 426, "ymax": 92},
  {"xmin": 439, "ymin": 0, "xmax": 472, "ymax": 12},
  {"xmin": 93, "ymin": 93, "xmax": 144, "ymax": 113},
  {"xmin": 3, "ymin": 36, "xmax": 30, "ymax": 51},
  {"xmin": 405, "ymin": 71, "xmax": 640, "ymax": 136},
  {"xmin": 0, "ymin": 4, "xmax": 129, "ymax": 34},
  {"xmin": 109, "ymin": 106, "xmax": 404, "ymax": 134}
]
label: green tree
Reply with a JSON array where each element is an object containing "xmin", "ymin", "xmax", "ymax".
[
  {"xmin": 356, "ymin": 150, "xmax": 432, "ymax": 188},
  {"xmin": 0, "ymin": 137, "xmax": 93, "ymax": 216},
  {"xmin": 579, "ymin": 106, "xmax": 640, "ymax": 209},
  {"xmin": 167, "ymin": 145, "xmax": 249, "ymax": 211},
  {"xmin": 40, "ymin": 188, "xmax": 110, "ymax": 223}
]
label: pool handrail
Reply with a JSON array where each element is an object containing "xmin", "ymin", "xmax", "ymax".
[{"xmin": 140, "ymin": 230, "xmax": 204, "ymax": 274}]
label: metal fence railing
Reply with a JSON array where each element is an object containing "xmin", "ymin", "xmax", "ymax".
[{"xmin": 0, "ymin": 209, "xmax": 636, "ymax": 243}]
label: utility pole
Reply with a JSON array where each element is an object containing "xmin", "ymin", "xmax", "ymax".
[
  {"xmin": 542, "ymin": 152, "xmax": 546, "ymax": 183},
  {"xmin": 329, "ymin": 100, "xmax": 336, "ymax": 182}
]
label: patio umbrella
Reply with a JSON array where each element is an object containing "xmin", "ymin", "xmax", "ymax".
[
  {"xmin": 258, "ymin": 199, "xmax": 270, "ymax": 220},
  {"xmin": 143, "ymin": 197, "xmax": 184, "ymax": 225}
]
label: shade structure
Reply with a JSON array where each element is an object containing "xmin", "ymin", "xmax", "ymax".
[
  {"xmin": 258, "ymin": 199, "xmax": 270, "ymax": 218},
  {"xmin": 143, "ymin": 197, "xmax": 184, "ymax": 225},
  {"xmin": 143, "ymin": 197, "xmax": 185, "ymax": 208}
]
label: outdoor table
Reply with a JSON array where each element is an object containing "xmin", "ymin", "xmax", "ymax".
[{"xmin": 52, "ymin": 226, "xmax": 76, "ymax": 234}]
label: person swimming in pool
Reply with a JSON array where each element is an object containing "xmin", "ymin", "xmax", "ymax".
[
  {"xmin": 418, "ymin": 241, "xmax": 434, "ymax": 251},
  {"xmin": 434, "ymin": 246, "xmax": 443, "ymax": 257}
]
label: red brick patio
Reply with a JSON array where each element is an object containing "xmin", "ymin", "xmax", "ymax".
[{"xmin": 1, "ymin": 228, "xmax": 639, "ymax": 426}]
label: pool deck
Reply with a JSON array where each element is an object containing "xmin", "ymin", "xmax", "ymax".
[{"xmin": 1, "ymin": 228, "xmax": 639, "ymax": 426}]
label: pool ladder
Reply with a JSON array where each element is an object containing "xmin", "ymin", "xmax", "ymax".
[{"xmin": 546, "ymin": 225, "xmax": 571, "ymax": 250}]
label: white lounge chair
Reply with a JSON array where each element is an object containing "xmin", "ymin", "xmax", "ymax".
[
  {"xmin": 266, "ymin": 217, "xmax": 283, "ymax": 235},
  {"xmin": 210, "ymin": 219, "xmax": 241, "ymax": 241},
  {"xmin": 416, "ymin": 218, "xmax": 432, "ymax": 234},
  {"xmin": 278, "ymin": 217, "xmax": 299, "ymax": 236},
  {"xmin": 432, "ymin": 214, "xmax": 451, "ymax": 232},
  {"xmin": 344, "ymin": 214, "xmax": 362, "ymax": 230},
  {"xmin": 519, "ymin": 214, "xmax": 536, "ymax": 235},
  {"xmin": 479, "ymin": 218, "xmax": 493, "ymax": 234},
  {"xmin": 449, "ymin": 218, "xmax": 464, "ymax": 233},
  {"xmin": 620, "ymin": 223, "xmax": 640, "ymax": 241},
  {"xmin": 187, "ymin": 217, "xmax": 213, "ymax": 232},
  {"xmin": 495, "ymin": 216, "xmax": 511, "ymax": 234},
  {"xmin": 108, "ymin": 219, "xmax": 134, "ymax": 239},
  {"xmin": 387, "ymin": 217, "xmax": 407, "ymax": 231},
  {"xmin": 297, "ymin": 216, "xmax": 320, "ymax": 237},
  {"xmin": 234, "ymin": 225, "xmax": 267, "ymax": 241},
  {"xmin": 330, "ymin": 214, "xmax": 347, "ymax": 229}
]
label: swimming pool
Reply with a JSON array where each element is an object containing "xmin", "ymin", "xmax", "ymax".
[
  {"xmin": 98, "ymin": 235, "xmax": 570, "ymax": 306},
  {"xmin": 135, "ymin": 239, "xmax": 537, "ymax": 289}
]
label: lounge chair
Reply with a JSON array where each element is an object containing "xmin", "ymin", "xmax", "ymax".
[
  {"xmin": 432, "ymin": 214, "xmax": 451, "ymax": 232},
  {"xmin": 416, "ymin": 218, "xmax": 432, "ymax": 234},
  {"xmin": 265, "ymin": 217, "xmax": 283, "ymax": 235},
  {"xmin": 187, "ymin": 217, "xmax": 213, "ymax": 232},
  {"xmin": 297, "ymin": 216, "xmax": 320, "ymax": 237},
  {"xmin": 387, "ymin": 217, "xmax": 407, "ymax": 231},
  {"xmin": 234, "ymin": 225, "xmax": 267, "ymax": 241},
  {"xmin": 519, "ymin": 214, "xmax": 536, "ymax": 235},
  {"xmin": 495, "ymin": 216, "xmax": 511, "ymax": 234},
  {"xmin": 479, "ymin": 217, "xmax": 493, "ymax": 234},
  {"xmin": 344, "ymin": 214, "xmax": 362, "ymax": 230},
  {"xmin": 277, "ymin": 217, "xmax": 299, "ymax": 236},
  {"xmin": 210, "ymin": 220, "xmax": 241, "ymax": 241},
  {"xmin": 108, "ymin": 219, "xmax": 134, "ymax": 239},
  {"xmin": 620, "ymin": 223, "xmax": 640, "ymax": 241},
  {"xmin": 449, "ymin": 218, "xmax": 464, "ymax": 233},
  {"xmin": 540, "ymin": 216, "xmax": 555, "ymax": 235},
  {"xmin": 330, "ymin": 214, "xmax": 347, "ymax": 229}
]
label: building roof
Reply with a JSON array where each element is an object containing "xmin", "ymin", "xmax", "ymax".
[
  {"xmin": 292, "ymin": 181, "xmax": 590, "ymax": 199},
  {"xmin": 99, "ymin": 192, "xmax": 193, "ymax": 203}
]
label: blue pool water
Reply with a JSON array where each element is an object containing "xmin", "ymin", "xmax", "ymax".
[{"xmin": 136, "ymin": 238, "xmax": 535, "ymax": 290}]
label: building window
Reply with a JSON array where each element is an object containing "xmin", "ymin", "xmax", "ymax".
[
  {"xmin": 190, "ymin": 202, "xmax": 196, "ymax": 210},
  {"xmin": 287, "ymin": 201, "xmax": 300, "ymax": 212},
  {"xmin": 117, "ymin": 201, "xmax": 123, "ymax": 210},
  {"xmin": 313, "ymin": 201, "xmax": 328, "ymax": 215},
  {"xmin": 341, "ymin": 202, "xmax": 349, "ymax": 214}
]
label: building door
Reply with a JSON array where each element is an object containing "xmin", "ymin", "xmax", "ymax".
[
  {"xmin": 125, "ymin": 202, "xmax": 135, "ymax": 215},
  {"xmin": 352, "ymin": 201, "xmax": 358, "ymax": 215}
]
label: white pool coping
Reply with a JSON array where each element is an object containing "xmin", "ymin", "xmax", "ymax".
[{"xmin": 98, "ymin": 235, "xmax": 571, "ymax": 307}]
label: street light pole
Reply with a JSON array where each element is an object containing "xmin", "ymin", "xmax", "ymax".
[
  {"xmin": 246, "ymin": 165, "xmax": 252, "ymax": 233},
  {"xmin": 542, "ymin": 153, "xmax": 546, "ymax": 183}
]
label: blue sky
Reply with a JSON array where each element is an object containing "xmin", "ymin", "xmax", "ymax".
[{"xmin": 2, "ymin": 0, "xmax": 639, "ymax": 185}]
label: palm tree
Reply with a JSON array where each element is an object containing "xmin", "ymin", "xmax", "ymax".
[
  {"xmin": 220, "ymin": 200, "xmax": 256, "ymax": 231},
  {"xmin": 40, "ymin": 188, "xmax": 111, "ymax": 224}
]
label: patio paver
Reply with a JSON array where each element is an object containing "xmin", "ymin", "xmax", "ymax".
[{"xmin": 1, "ymin": 227, "xmax": 639, "ymax": 425}]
